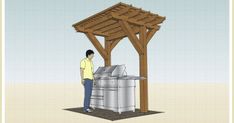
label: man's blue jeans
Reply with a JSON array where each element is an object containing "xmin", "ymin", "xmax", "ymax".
[{"xmin": 83, "ymin": 79, "xmax": 93, "ymax": 111}]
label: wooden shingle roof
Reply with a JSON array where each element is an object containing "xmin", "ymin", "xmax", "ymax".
[{"xmin": 72, "ymin": 2, "xmax": 166, "ymax": 41}]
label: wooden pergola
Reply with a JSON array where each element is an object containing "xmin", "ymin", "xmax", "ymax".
[{"xmin": 72, "ymin": 2, "xmax": 165, "ymax": 112}]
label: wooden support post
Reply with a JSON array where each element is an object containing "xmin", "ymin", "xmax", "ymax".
[
  {"xmin": 139, "ymin": 47, "xmax": 148, "ymax": 112},
  {"xmin": 105, "ymin": 38, "xmax": 111, "ymax": 66},
  {"xmin": 139, "ymin": 26, "xmax": 148, "ymax": 112}
]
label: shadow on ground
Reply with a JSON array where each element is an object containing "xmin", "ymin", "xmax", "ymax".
[{"xmin": 64, "ymin": 107, "xmax": 164, "ymax": 121}]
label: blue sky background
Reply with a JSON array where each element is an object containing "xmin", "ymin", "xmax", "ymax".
[{"xmin": 5, "ymin": 0, "xmax": 229, "ymax": 83}]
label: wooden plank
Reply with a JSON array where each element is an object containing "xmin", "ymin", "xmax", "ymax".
[
  {"xmin": 89, "ymin": 7, "xmax": 130, "ymax": 31},
  {"xmin": 107, "ymin": 27, "xmax": 122, "ymax": 34},
  {"xmin": 144, "ymin": 16, "xmax": 158, "ymax": 23},
  {"xmin": 151, "ymin": 16, "xmax": 166, "ymax": 25},
  {"xmin": 91, "ymin": 20, "xmax": 117, "ymax": 31},
  {"xmin": 116, "ymin": 6, "xmax": 130, "ymax": 15},
  {"xmin": 85, "ymin": 32, "xmax": 107, "ymax": 59},
  {"xmin": 74, "ymin": 26, "xmax": 109, "ymax": 36},
  {"xmin": 109, "ymin": 28, "xmax": 123, "ymax": 35},
  {"xmin": 138, "ymin": 14, "xmax": 156, "ymax": 22},
  {"xmin": 111, "ymin": 13, "xmax": 159, "ymax": 29},
  {"xmin": 72, "ymin": 2, "xmax": 124, "ymax": 27},
  {"xmin": 126, "ymin": 9, "xmax": 141, "ymax": 18},
  {"xmin": 92, "ymin": 8, "xmax": 129, "ymax": 32},
  {"xmin": 106, "ymin": 26, "xmax": 139, "ymax": 41},
  {"xmin": 100, "ymin": 9, "xmax": 140, "ymax": 33},
  {"xmin": 106, "ymin": 22, "xmax": 160, "ymax": 41},
  {"xmin": 83, "ymin": 16, "xmax": 113, "ymax": 29},
  {"xmin": 134, "ymin": 12, "xmax": 150, "ymax": 20},
  {"xmin": 100, "ymin": 23, "xmax": 120, "ymax": 33},
  {"xmin": 119, "ymin": 20, "xmax": 143, "ymax": 54},
  {"xmin": 108, "ymin": 22, "xmax": 136, "ymax": 35}
]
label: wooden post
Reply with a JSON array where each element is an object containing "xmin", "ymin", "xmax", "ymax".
[
  {"xmin": 119, "ymin": 20, "xmax": 149, "ymax": 112},
  {"xmin": 139, "ymin": 48, "xmax": 148, "ymax": 112},
  {"xmin": 139, "ymin": 26, "xmax": 148, "ymax": 112},
  {"xmin": 105, "ymin": 38, "xmax": 111, "ymax": 66}
]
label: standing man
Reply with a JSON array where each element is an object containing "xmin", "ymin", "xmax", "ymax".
[{"xmin": 80, "ymin": 49, "xmax": 95, "ymax": 112}]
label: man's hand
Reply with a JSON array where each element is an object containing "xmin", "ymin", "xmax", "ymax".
[{"xmin": 93, "ymin": 80, "xmax": 96, "ymax": 86}]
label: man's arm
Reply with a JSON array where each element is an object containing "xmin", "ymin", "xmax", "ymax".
[
  {"xmin": 80, "ymin": 59, "xmax": 86, "ymax": 85},
  {"xmin": 80, "ymin": 68, "xmax": 84, "ymax": 85}
]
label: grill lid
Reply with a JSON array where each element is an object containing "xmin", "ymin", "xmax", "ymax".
[{"xmin": 94, "ymin": 65, "xmax": 126, "ymax": 78}]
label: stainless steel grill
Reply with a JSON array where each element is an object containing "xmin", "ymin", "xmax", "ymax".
[{"xmin": 90, "ymin": 65, "xmax": 144, "ymax": 114}]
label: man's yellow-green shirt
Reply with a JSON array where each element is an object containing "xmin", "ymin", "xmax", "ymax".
[{"xmin": 80, "ymin": 58, "xmax": 94, "ymax": 80}]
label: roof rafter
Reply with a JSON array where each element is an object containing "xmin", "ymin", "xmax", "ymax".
[
  {"xmin": 73, "ymin": 2, "xmax": 165, "ymax": 43},
  {"xmin": 111, "ymin": 12, "xmax": 159, "ymax": 29},
  {"xmin": 75, "ymin": 26, "xmax": 109, "ymax": 36}
]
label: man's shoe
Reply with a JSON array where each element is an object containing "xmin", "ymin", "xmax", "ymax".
[
  {"xmin": 84, "ymin": 108, "xmax": 93, "ymax": 113},
  {"xmin": 89, "ymin": 107, "xmax": 95, "ymax": 111}
]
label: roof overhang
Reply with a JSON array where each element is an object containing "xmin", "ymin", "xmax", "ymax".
[{"xmin": 72, "ymin": 2, "xmax": 165, "ymax": 41}]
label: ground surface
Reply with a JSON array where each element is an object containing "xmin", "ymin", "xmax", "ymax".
[
  {"xmin": 6, "ymin": 82, "xmax": 229, "ymax": 123},
  {"xmin": 64, "ymin": 107, "xmax": 163, "ymax": 121}
]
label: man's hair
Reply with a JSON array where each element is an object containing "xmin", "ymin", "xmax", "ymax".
[{"xmin": 86, "ymin": 49, "xmax": 94, "ymax": 57}]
